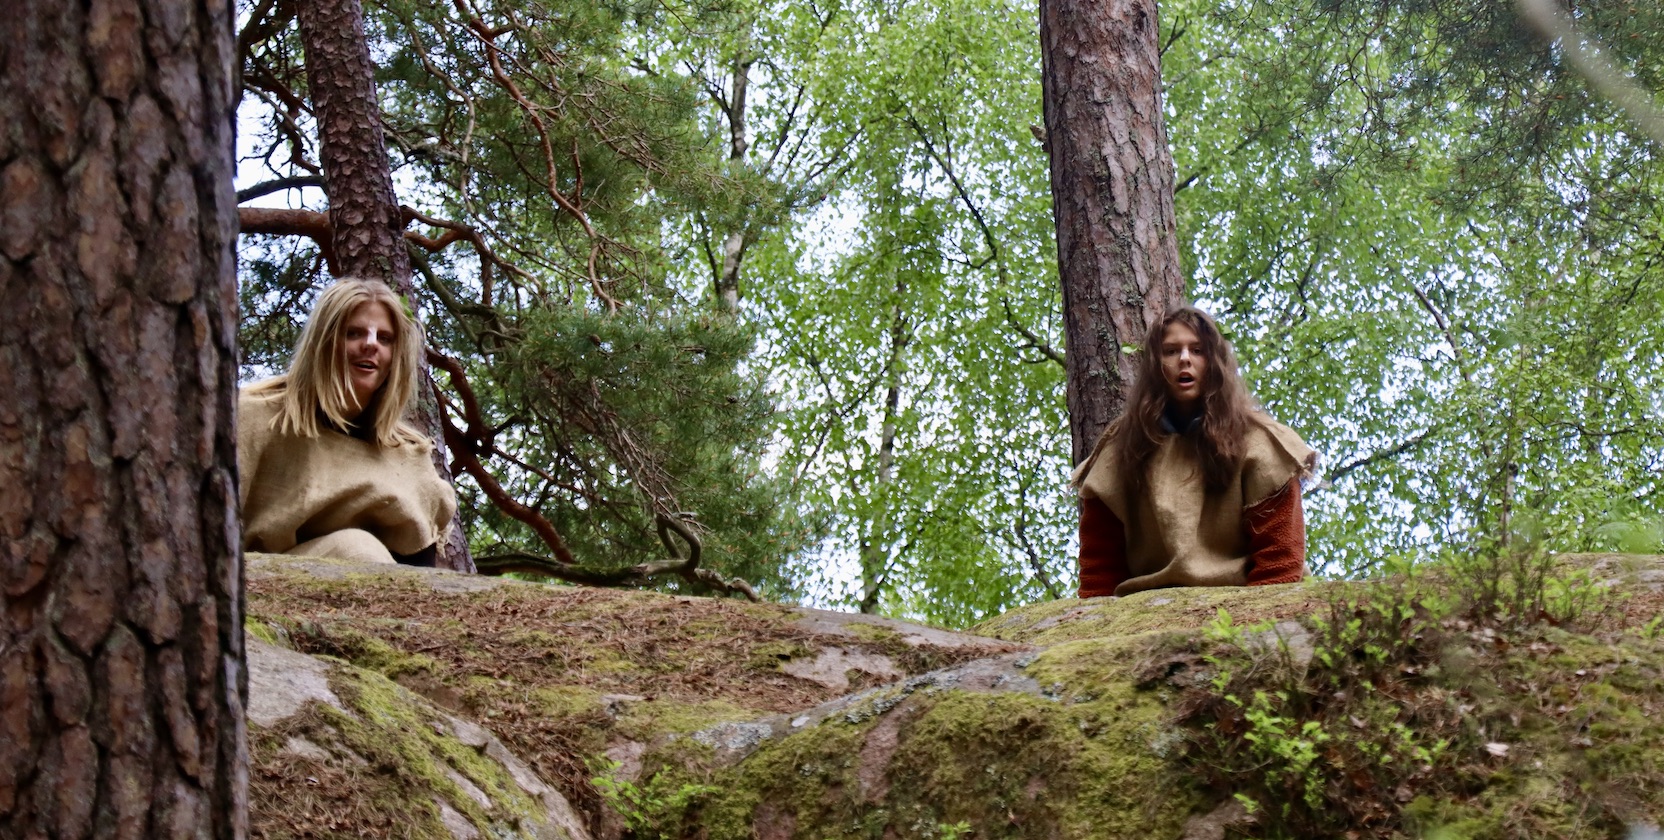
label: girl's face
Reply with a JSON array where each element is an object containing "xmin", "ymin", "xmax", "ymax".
[
  {"xmin": 343, "ymin": 301, "xmax": 396, "ymax": 415},
  {"xmin": 1159, "ymin": 321, "xmax": 1207, "ymax": 413}
]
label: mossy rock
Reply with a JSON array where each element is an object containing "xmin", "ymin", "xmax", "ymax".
[
  {"xmin": 246, "ymin": 552, "xmax": 1664, "ymax": 840},
  {"xmin": 246, "ymin": 553, "xmax": 1022, "ymax": 837},
  {"xmin": 246, "ymin": 637, "xmax": 589, "ymax": 839}
]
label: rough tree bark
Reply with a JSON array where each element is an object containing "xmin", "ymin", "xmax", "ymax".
[
  {"xmin": 1039, "ymin": 0, "xmax": 1187, "ymax": 465},
  {"xmin": 0, "ymin": 0, "xmax": 248, "ymax": 835},
  {"xmin": 295, "ymin": 0, "xmax": 475, "ymax": 572}
]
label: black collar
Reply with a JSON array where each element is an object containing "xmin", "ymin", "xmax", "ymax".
[{"xmin": 1160, "ymin": 405, "xmax": 1202, "ymax": 435}]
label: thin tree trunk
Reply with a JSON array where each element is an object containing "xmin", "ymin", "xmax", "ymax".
[
  {"xmin": 1040, "ymin": 0, "xmax": 1186, "ymax": 465},
  {"xmin": 0, "ymin": 0, "xmax": 248, "ymax": 835},
  {"xmin": 296, "ymin": 0, "xmax": 474, "ymax": 572},
  {"xmin": 715, "ymin": 49, "xmax": 754, "ymax": 314},
  {"xmin": 857, "ymin": 289, "xmax": 909, "ymax": 614}
]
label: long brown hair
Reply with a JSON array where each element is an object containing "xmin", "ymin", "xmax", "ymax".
[
  {"xmin": 1108, "ymin": 306, "xmax": 1256, "ymax": 493},
  {"xmin": 244, "ymin": 278, "xmax": 428, "ymax": 448}
]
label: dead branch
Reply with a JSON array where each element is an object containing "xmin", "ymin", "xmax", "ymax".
[
  {"xmin": 400, "ymin": 204, "xmax": 536, "ymax": 307},
  {"xmin": 429, "ymin": 348, "xmax": 579, "ymax": 566}
]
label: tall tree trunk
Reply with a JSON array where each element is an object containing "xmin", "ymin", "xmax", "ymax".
[
  {"xmin": 0, "ymin": 0, "xmax": 248, "ymax": 835},
  {"xmin": 296, "ymin": 0, "xmax": 474, "ymax": 572},
  {"xmin": 1039, "ymin": 0, "xmax": 1186, "ymax": 465}
]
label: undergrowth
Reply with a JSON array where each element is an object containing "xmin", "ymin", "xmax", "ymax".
[{"xmin": 1163, "ymin": 543, "xmax": 1642, "ymax": 839}]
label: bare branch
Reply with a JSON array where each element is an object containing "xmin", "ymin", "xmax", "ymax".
[
  {"xmin": 1408, "ymin": 280, "xmax": 1470, "ymax": 382},
  {"xmin": 1323, "ymin": 429, "xmax": 1435, "ymax": 486},
  {"xmin": 237, "ymin": 175, "xmax": 325, "ymax": 203},
  {"xmin": 238, "ymin": 207, "xmax": 337, "ymax": 272},
  {"xmin": 1001, "ymin": 296, "xmax": 1066, "ymax": 368}
]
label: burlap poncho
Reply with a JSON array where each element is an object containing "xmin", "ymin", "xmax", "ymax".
[
  {"xmin": 237, "ymin": 391, "xmax": 456, "ymax": 558},
  {"xmin": 1075, "ymin": 414, "xmax": 1316, "ymax": 595}
]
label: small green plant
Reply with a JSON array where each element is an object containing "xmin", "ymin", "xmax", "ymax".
[
  {"xmin": 589, "ymin": 758, "xmax": 717, "ymax": 840},
  {"xmin": 1238, "ymin": 690, "xmax": 1331, "ymax": 812},
  {"xmin": 1167, "ymin": 538, "xmax": 1601, "ymax": 837},
  {"xmin": 936, "ymin": 820, "xmax": 973, "ymax": 840},
  {"xmin": 1640, "ymin": 615, "xmax": 1664, "ymax": 640}
]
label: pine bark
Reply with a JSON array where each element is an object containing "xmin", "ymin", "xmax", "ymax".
[
  {"xmin": 295, "ymin": 0, "xmax": 474, "ymax": 572},
  {"xmin": 1040, "ymin": 0, "xmax": 1186, "ymax": 465},
  {"xmin": 0, "ymin": 0, "xmax": 248, "ymax": 835}
]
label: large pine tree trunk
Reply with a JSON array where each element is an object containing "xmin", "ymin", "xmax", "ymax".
[
  {"xmin": 296, "ymin": 0, "xmax": 475, "ymax": 572},
  {"xmin": 0, "ymin": 0, "xmax": 248, "ymax": 835},
  {"xmin": 1039, "ymin": 0, "xmax": 1186, "ymax": 465}
]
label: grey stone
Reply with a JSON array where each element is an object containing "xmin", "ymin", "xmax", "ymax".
[{"xmin": 246, "ymin": 637, "xmax": 342, "ymax": 727}]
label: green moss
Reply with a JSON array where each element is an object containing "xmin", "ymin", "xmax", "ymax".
[
  {"xmin": 1023, "ymin": 639, "xmax": 1206, "ymax": 839},
  {"xmin": 333, "ymin": 665, "xmax": 546, "ymax": 828},
  {"xmin": 249, "ymin": 661, "xmax": 549, "ymax": 840},
  {"xmin": 637, "ymin": 636, "xmax": 1203, "ymax": 840},
  {"xmin": 246, "ymin": 618, "xmax": 282, "ymax": 647},
  {"xmin": 585, "ymin": 649, "xmax": 641, "ymax": 674},
  {"xmin": 749, "ymin": 640, "xmax": 815, "ymax": 671},
  {"xmin": 1403, "ymin": 796, "xmax": 1500, "ymax": 840},
  {"xmin": 276, "ymin": 620, "xmax": 445, "ymax": 680},
  {"xmin": 678, "ymin": 713, "xmax": 874, "ymax": 840},
  {"xmin": 531, "ymin": 685, "xmax": 606, "ymax": 718},
  {"xmin": 971, "ymin": 582, "xmax": 1329, "ymax": 647},
  {"xmin": 615, "ymin": 698, "xmax": 757, "ymax": 741},
  {"xmin": 842, "ymin": 621, "xmax": 904, "ymax": 643}
]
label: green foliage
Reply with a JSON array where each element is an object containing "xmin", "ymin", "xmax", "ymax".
[
  {"xmin": 466, "ymin": 304, "xmax": 809, "ymax": 589},
  {"xmin": 236, "ymin": 0, "xmax": 1664, "ymax": 618},
  {"xmin": 1173, "ymin": 544, "xmax": 1626, "ymax": 836},
  {"xmin": 589, "ymin": 758, "xmax": 717, "ymax": 840},
  {"xmin": 1161, "ymin": 0, "xmax": 1664, "ymax": 580},
  {"xmin": 235, "ymin": 0, "xmax": 802, "ymax": 592},
  {"xmin": 1595, "ymin": 516, "xmax": 1664, "ymax": 554},
  {"xmin": 719, "ymin": 0, "xmax": 1073, "ymax": 622}
]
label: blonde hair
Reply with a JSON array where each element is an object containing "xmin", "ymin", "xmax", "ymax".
[{"xmin": 246, "ymin": 278, "xmax": 429, "ymax": 448}]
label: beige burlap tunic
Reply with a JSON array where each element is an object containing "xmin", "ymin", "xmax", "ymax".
[
  {"xmin": 237, "ymin": 390, "xmax": 456, "ymax": 563},
  {"xmin": 1075, "ymin": 414, "xmax": 1316, "ymax": 595}
]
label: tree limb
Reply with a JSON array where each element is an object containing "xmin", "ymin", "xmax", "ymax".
[
  {"xmin": 1324, "ymin": 429, "xmax": 1435, "ymax": 486},
  {"xmin": 237, "ymin": 175, "xmax": 325, "ymax": 203},
  {"xmin": 238, "ymin": 207, "xmax": 337, "ymax": 272}
]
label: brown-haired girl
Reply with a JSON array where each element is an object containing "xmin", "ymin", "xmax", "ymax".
[
  {"xmin": 1074, "ymin": 306, "xmax": 1317, "ymax": 597},
  {"xmin": 238, "ymin": 279, "xmax": 456, "ymax": 566}
]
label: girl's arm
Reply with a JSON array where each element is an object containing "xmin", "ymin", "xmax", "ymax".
[
  {"xmin": 1243, "ymin": 478, "xmax": 1307, "ymax": 585},
  {"xmin": 1078, "ymin": 496, "xmax": 1130, "ymax": 597}
]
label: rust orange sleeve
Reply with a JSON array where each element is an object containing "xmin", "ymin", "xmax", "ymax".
[
  {"xmin": 1078, "ymin": 495, "xmax": 1129, "ymax": 598},
  {"xmin": 1243, "ymin": 477, "xmax": 1307, "ymax": 586}
]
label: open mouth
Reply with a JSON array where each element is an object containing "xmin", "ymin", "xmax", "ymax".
[
  {"xmin": 1176, "ymin": 373, "xmax": 1196, "ymax": 386},
  {"xmin": 353, "ymin": 360, "xmax": 379, "ymax": 374}
]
